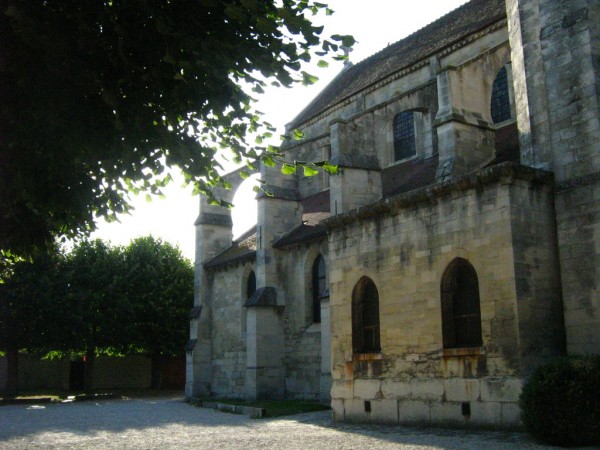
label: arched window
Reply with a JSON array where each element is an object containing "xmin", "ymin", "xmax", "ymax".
[
  {"xmin": 242, "ymin": 270, "xmax": 256, "ymax": 336},
  {"xmin": 393, "ymin": 111, "xmax": 416, "ymax": 161},
  {"xmin": 352, "ymin": 277, "xmax": 381, "ymax": 354},
  {"xmin": 312, "ymin": 255, "xmax": 326, "ymax": 323},
  {"xmin": 491, "ymin": 66, "xmax": 511, "ymax": 124},
  {"xmin": 246, "ymin": 270, "xmax": 256, "ymax": 300},
  {"xmin": 441, "ymin": 259, "xmax": 482, "ymax": 349}
]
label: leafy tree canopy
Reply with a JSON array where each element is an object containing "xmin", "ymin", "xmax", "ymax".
[
  {"xmin": 0, "ymin": 0, "xmax": 352, "ymax": 258},
  {"xmin": 123, "ymin": 236, "xmax": 193, "ymax": 357}
]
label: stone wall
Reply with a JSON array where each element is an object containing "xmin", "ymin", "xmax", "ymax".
[
  {"xmin": 325, "ymin": 164, "xmax": 561, "ymax": 427},
  {"xmin": 207, "ymin": 263, "xmax": 248, "ymax": 398},
  {"xmin": 277, "ymin": 243, "xmax": 327, "ymax": 400},
  {"xmin": 507, "ymin": 0, "xmax": 600, "ymax": 355}
]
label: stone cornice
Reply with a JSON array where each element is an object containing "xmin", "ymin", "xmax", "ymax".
[
  {"xmin": 323, "ymin": 162, "xmax": 554, "ymax": 230},
  {"xmin": 256, "ymin": 186, "xmax": 301, "ymax": 201},
  {"xmin": 194, "ymin": 213, "xmax": 233, "ymax": 227}
]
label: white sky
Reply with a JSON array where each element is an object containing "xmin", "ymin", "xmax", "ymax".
[{"xmin": 91, "ymin": 0, "xmax": 470, "ymax": 260}]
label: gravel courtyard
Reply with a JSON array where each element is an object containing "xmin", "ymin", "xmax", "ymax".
[{"xmin": 0, "ymin": 396, "xmax": 563, "ymax": 449}]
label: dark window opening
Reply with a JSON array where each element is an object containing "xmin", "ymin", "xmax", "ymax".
[
  {"xmin": 364, "ymin": 400, "xmax": 372, "ymax": 413},
  {"xmin": 491, "ymin": 66, "xmax": 511, "ymax": 124},
  {"xmin": 393, "ymin": 111, "xmax": 416, "ymax": 161},
  {"xmin": 441, "ymin": 258, "xmax": 483, "ymax": 349},
  {"xmin": 312, "ymin": 255, "xmax": 326, "ymax": 323},
  {"xmin": 462, "ymin": 402, "xmax": 471, "ymax": 417},
  {"xmin": 352, "ymin": 277, "xmax": 381, "ymax": 354},
  {"xmin": 246, "ymin": 271, "xmax": 256, "ymax": 300}
]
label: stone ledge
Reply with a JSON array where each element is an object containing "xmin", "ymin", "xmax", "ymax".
[
  {"xmin": 324, "ymin": 162, "xmax": 554, "ymax": 230},
  {"xmin": 189, "ymin": 398, "xmax": 266, "ymax": 418}
]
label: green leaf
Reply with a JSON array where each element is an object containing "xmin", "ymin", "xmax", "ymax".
[
  {"xmin": 292, "ymin": 129, "xmax": 305, "ymax": 140},
  {"xmin": 303, "ymin": 165, "xmax": 319, "ymax": 177},
  {"xmin": 263, "ymin": 155, "xmax": 276, "ymax": 167},
  {"xmin": 317, "ymin": 60, "xmax": 329, "ymax": 68},
  {"xmin": 301, "ymin": 71, "xmax": 319, "ymax": 86},
  {"xmin": 323, "ymin": 163, "xmax": 338, "ymax": 174},
  {"xmin": 342, "ymin": 35, "xmax": 356, "ymax": 48},
  {"xmin": 281, "ymin": 163, "xmax": 297, "ymax": 175}
]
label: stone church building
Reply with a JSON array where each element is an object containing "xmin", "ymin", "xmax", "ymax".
[{"xmin": 187, "ymin": 0, "xmax": 600, "ymax": 428}]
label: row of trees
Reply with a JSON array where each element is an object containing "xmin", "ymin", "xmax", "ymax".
[{"xmin": 0, "ymin": 236, "xmax": 193, "ymax": 396}]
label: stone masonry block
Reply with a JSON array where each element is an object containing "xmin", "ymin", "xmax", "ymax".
[
  {"xmin": 398, "ymin": 400, "xmax": 431, "ymax": 424},
  {"xmin": 370, "ymin": 399, "xmax": 399, "ymax": 424},
  {"xmin": 331, "ymin": 399, "xmax": 345, "ymax": 421},
  {"xmin": 430, "ymin": 402, "xmax": 466, "ymax": 426},
  {"xmin": 468, "ymin": 401, "xmax": 503, "ymax": 427},
  {"xmin": 444, "ymin": 378, "xmax": 481, "ymax": 402},
  {"xmin": 411, "ymin": 378, "xmax": 445, "ymax": 401},
  {"xmin": 331, "ymin": 380, "xmax": 353, "ymax": 399},
  {"xmin": 381, "ymin": 379, "xmax": 411, "ymax": 399},
  {"xmin": 480, "ymin": 378, "xmax": 523, "ymax": 403},
  {"xmin": 353, "ymin": 379, "xmax": 382, "ymax": 399},
  {"xmin": 343, "ymin": 399, "xmax": 369, "ymax": 422}
]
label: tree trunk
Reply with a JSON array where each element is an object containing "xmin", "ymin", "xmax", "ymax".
[
  {"xmin": 4, "ymin": 347, "xmax": 18, "ymax": 398},
  {"xmin": 150, "ymin": 354, "xmax": 164, "ymax": 390},
  {"xmin": 83, "ymin": 348, "xmax": 95, "ymax": 394}
]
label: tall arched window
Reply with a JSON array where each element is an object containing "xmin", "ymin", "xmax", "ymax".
[
  {"xmin": 246, "ymin": 270, "xmax": 256, "ymax": 300},
  {"xmin": 393, "ymin": 111, "xmax": 416, "ymax": 161},
  {"xmin": 352, "ymin": 277, "xmax": 381, "ymax": 354},
  {"xmin": 491, "ymin": 66, "xmax": 511, "ymax": 124},
  {"xmin": 441, "ymin": 258, "xmax": 482, "ymax": 349},
  {"xmin": 312, "ymin": 255, "xmax": 326, "ymax": 323}
]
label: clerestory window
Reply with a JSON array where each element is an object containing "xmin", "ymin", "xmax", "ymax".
[
  {"xmin": 393, "ymin": 111, "xmax": 416, "ymax": 161},
  {"xmin": 491, "ymin": 66, "xmax": 511, "ymax": 124}
]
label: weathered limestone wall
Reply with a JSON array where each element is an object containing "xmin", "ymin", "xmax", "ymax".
[
  {"xmin": 507, "ymin": 0, "xmax": 600, "ymax": 354},
  {"xmin": 207, "ymin": 264, "xmax": 248, "ymax": 398},
  {"xmin": 187, "ymin": 170, "xmax": 249, "ymax": 398},
  {"xmin": 276, "ymin": 243, "xmax": 328, "ymax": 400},
  {"xmin": 509, "ymin": 179, "xmax": 566, "ymax": 371},
  {"xmin": 555, "ymin": 183, "xmax": 600, "ymax": 354},
  {"xmin": 326, "ymin": 164, "xmax": 559, "ymax": 428}
]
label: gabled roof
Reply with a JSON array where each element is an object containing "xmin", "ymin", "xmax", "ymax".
[{"xmin": 288, "ymin": 0, "xmax": 506, "ymax": 129}]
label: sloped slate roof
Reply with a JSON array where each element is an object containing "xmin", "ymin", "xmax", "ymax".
[
  {"xmin": 204, "ymin": 226, "xmax": 257, "ymax": 270},
  {"xmin": 273, "ymin": 190, "xmax": 330, "ymax": 248},
  {"xmin": 382, "ymin": 155, "xmax": 439, "ymax": 198},
  {"xmin": 289, "ymin": 0, "xmax": 506, "ymax": 129}
]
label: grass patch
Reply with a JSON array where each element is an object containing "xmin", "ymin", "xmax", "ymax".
[{"xmin": 196, "ymin": 398, "xmax": 330, "ymax": 418}]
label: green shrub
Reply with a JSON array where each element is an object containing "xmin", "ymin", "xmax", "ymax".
[{"xmin": 520, "ymin": 355, "xmax": 600, "ymax": 447}]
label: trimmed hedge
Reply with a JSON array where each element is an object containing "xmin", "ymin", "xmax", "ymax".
[{"xmin": 520, "ymin": 356, "xmax": 600, "ymax": 447}]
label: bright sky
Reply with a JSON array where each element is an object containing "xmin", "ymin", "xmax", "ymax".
[{"xmin": 91, "ymin": 0, "xmax": 470, "ymax": 260}]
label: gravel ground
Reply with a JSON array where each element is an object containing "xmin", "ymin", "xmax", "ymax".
[{"xmin": 0, "ymin": 396, "xmax": 568, "ymax": 449}]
